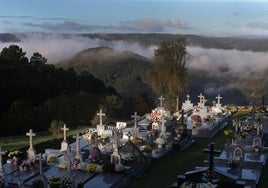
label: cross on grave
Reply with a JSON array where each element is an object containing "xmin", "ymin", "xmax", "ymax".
[
  {"xmin": 198, "ymin": 93, "xmax": 203, "ymax": 104},
  {"xmin": 36, "ymin": 153, "xmax": 48, "ymax": 187},
  {"xmin": 61, "ymin": 124, "xmax": 69, "ymax": 142},
  {"xmin": 186, "ymin": 94, "xmax": 190, "ymax": 101},
  {"xmin": 0, "ymin": 146, "xmax": 6, "ymax": 183},
  {"xmin": 216, "ymin": 95, "xmax": 222, "ymax": 105},
  {"xmin": 126, "ymin": 131, "xmax": 132, "ymax": 141},
  {"xmin": 26, "ymin": 129, "xmax": 36, "ymax": 150},
  {"xmin": 131, "ymin": 111, "xmax": 140, "ymax": 129},
  {"xmin": 203, "ymin": 143, "xmax": 221, "ymax": 183},
  {"xmin": 158, "ymin": 96, "xmax": 164, "ymax": 108},
  {"xmin": 73, "ymin": 133, "xmax": 83, "ymax": 161},
  {"xmin": 97, "ymin": 109, "xmax": 106, "ymax": 126},
  {"xmin": 26, "ymin": 129, "xmax": 36, "ymax": 160}
]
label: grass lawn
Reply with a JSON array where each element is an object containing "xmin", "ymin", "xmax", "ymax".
[
  {"xmin": 129, "ymin": 112, "xmax": 268, "ymax": 188},
  {"xmin": 0, "ymin": 126, "xmax": 87, "ymax": 151}
]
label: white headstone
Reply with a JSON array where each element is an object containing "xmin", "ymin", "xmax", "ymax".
[
  {"xmin": 111, "ymin": 131, "xmax": 121, "ymax": 165},
  {"xmin": 97, "ymin": 109, "xmax": 105, "ymax": 126},
  {"xmin": 61, "ymin": 124, "xmax": 69, "ymax": 142},
  {"xmin": 182, "ymin": 94, "xmax": 194, "ymax": 111},
  {"xmin": 26, "ymin": 129, "xmax": 36, "ymax": 160},
  {"xmin": 61, "ymin": 124, "xmax": 69, "ymax": 151},
  {"xmin": 159, "ymin": 118, "xmax": 167, "ymax": 140},
  {"xmin": 73, "ymin": 133, "xmax": 83, "ymax": 161}
]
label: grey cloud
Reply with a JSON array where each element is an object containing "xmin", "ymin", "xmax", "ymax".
[
  {"xmin": 0, "ymin": 15, "xmax": 33, "ymax": 19},
  {"xmin": 247, "ymin": 22, "xmax": 268, "ymax": 30},
  {"xmin": 120, "ymin": 18, "xmax": 193, "ymax": 32}
]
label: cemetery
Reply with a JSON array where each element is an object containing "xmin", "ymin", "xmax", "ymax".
[{"xmin": 0, "ymin": 95, "xmax": 267, "ymax": 188}]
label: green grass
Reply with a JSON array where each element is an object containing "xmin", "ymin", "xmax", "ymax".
[{"xmin": 0, "ymin": 127, "xmax": 87, "ymax": 151}]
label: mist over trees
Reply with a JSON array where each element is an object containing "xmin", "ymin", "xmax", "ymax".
[
  {"xmin": 147, "ymin": 38, "xmax": 191, "ymax": 112},
  {"xmin": 0, "ymin": 45, "xmax": 152, "ymax": 136}
]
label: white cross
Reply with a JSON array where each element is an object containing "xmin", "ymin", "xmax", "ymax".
[
  {"xmin": 216, "ymin": 94, "xmax": 222, "ymax": 105},
  {"xmin": 97, "ymin": 109, "xmax": 106, "ymax": 126},
  {"xmin": 186, "ymin": 94, "xmax": 190, "ymax": 101},
  {"xmin": 131, "ymin": 112, "xmax": 140, "ymax": 128},
  {"xmin": 0, "ymin": 146, "xmax": 6, "ymax": 176},
  {"xmin": 158, "ymin": 96, "xmax": 164, "ymax": 108},
  {"xmin": 26, "ymin": 129, "xmax": 36, "ymax": 150},
  {"xmin": 61, "ymin": 124, "xmax": 69, "ymax": 142},
  {"xmin": 198, "ymin": 93, "xmax": 203, "ymax": 104}
]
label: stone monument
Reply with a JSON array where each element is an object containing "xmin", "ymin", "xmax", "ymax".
[
  {"xmin": 26, "ymin": 129, "xmax": 36, "ymax": 160},
  {"xmin": 61, "ymin": 124, "xmax": 69, "ymax": 151}
]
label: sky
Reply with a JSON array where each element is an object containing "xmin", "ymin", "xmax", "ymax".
[{"xmin": 1, "ymin": 0, "xmax": 268, "ymax": 36}]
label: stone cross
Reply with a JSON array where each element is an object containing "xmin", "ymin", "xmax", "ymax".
[
  {"xmin": 212, "ymin": 100, "xmax": 216, "ymax": 107},
  {"xmin": 216, "ymin": 95, "xmax": 222, "ymax": 105},
  {"xmin": 26, "ymin": 129, "xmax": 36, "ymax": 150},
  {"xmin": 61, "ymin": 124, "xmax": 69, "ymax": 142},
  {"xmin": 186, "ymin": 94, "xmax": 190, "ymax": 101},
  {"xmin": 0, "ymin": 146, "xmax": 6, "ymax": 183},
  {"xmin": 198, "ymin": 93, "xmax": 203, "ymax": 104},
  {"xmin": 73, "ymin": 133, "xmax": 83, "ymax": 160},
  {"xmin": 131, "ymin": 112, "xmax": 140, "ymax": 129},
  {"xmin": 158, "ymin": 96, "xmax": 164, "ymax": 108},
  {"xmin": 203, "ymin": 143, "xmax": 221, "ymax": 183},
  {"xmin": 97, "ymin": 109, "xmax": 105, "ymax": 126}
]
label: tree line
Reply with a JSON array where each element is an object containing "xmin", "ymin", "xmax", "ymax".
[{"xmin": 0, "ymin": 38, "xmax": 190, "ymax": 136}]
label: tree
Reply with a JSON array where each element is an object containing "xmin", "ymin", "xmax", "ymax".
[
  {"xmin": 147, "ymin": 38, "xmax": 191, "ymax": 112},
  {"xmin": 0, "ymin": 44, "xmax": 28, "ymax": 64},
  {"xmin": 49, "ymin": 120, "xmax": 64, "ymax": 139},
  {"xmin": 30, "ymin": 52, "xmax": 47, "ymax": 65}
]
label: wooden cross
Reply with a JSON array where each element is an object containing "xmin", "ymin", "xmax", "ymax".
[
  {"xmin": 131, "ymin": 111, "xmax": 140, "ymax": 128},
  {"xmin": 158, "ymin": 96, "xmax": 164, "ymax": 108},
  {"xmin": 203, "ymin": 143, "xmax": 221, "ymax": 182},
  {"xmin": 0, "ymin": 146, "xmax": 6, "ymax": 181},
  {"xmin": 97, "ymin": 109, "xmax": 105, "ymax": 126},
  {"xmin": 26, "ymin": 129, "xmax": 36, "ymax": 150},
  {"xmin": 61, "ymin": 124, "xmax": 69, "ymax": 142},
  {"xmin": 216, "ymin": 95, "xmax": 222, "ymax": 105}
]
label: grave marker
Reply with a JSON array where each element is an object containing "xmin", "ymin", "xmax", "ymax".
[{"xmin": 26, "ymin": 129, "xmax": 36, "ymax": 160}]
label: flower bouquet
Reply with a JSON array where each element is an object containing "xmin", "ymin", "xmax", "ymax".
[
  {"xmin": 61, "ymin": 176, "xmax": 72, "ymax": 188},
  {"xmin": 121, "ymin": 152, "xmax": 135, "ymax": 162},
  {"xmin": 19, "ymin": 160, "xmax": 30, "ymax": 171},
  {"xmin": 59, "ymin": 162, "xmax": 68, "ymax": 169},
  {"xmin": 223, "ymin": 129, "xmax": 234, "ymax": 139},
  {"xmin": 241, "ymin": 131, "xmax": 248, "ymax": 139},
  {"xmin": 86, "ymin": 163, "xmax": 98, "ymax": 172},
  {"xmin": 102, "ymin": 162, "xmax": 115, "ymax": 173},
  {"xmin": 154, "ymin": 138, "xmax": 165, "ymax": 145},
  {"xmin": 48, "ymin": 176, "xmax": 61, "ymax": 188}
]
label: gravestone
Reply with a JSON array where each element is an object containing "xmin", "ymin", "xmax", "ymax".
[
  {"xmin": 26, "ymin": 129, "xmax": 36, "ymax": 160},
  {"xmin": 158, "ymin": 118, "xmax": 167, "ymax": 140},
  {"xmin": 73, "ymin": 133, "xmax": 83, "ymax": 161},
  {"xmin": 111, "ymin": 130, "xmax": 121, "ymax": 165},
  {"xmin": 182, "ymin": 94, "xmax": 194, "ymax": 111},
  {"xmin": 61, "ymin": 124, "xmax": 69, "ymax": 151},
  {"xmin": 215, "ymin": 94, "xmax": 222, "ymax": 109},
  {"xmin": 131, "ymin": 112, "xmax": 140, "ymax": 129}
]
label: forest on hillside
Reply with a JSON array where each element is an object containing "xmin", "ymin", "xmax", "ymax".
[{"xmin": 0, "ymin": 45, "xmax": 154, "ymax": 136}]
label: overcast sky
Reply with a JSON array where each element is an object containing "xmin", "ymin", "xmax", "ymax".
[{"xmin": 1, "ymin": 0, "xmax": 268, "ymax": 37}]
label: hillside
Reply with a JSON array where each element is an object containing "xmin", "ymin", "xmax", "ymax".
[
  {"xmin": 57, "ymin": 47, "xmax": 153, "ymax": 97},
  {"xmin": 57, "ymin": 47, "xmax": 251, "ymax": 105}
]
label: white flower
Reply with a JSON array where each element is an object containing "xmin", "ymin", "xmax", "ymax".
[
  {"xmin": 154, "ymin": 138, "xmax": 165, "ymax": 145},
  {"xmin": 121, "ymin": 153, "xmax": 135, "ymax": 161}
]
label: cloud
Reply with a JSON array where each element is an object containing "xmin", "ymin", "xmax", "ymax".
[
  {"xmin": 0, "ymin": 33, "xmax": 155, "ymax": 63},
  {"xmin": 119, "ymin": 18, "xmax": 193, "ymax": 32},
  {"xmin": 188, "ymin": 46, "xmax": 268, "ymax": 79},
  {"xmin": 246, "ymin": 22, "xmax": 268, "ymax": 30},
  {"xmin": 20, "ymin": 18, "xmax": 193, "ymax": 33}
]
